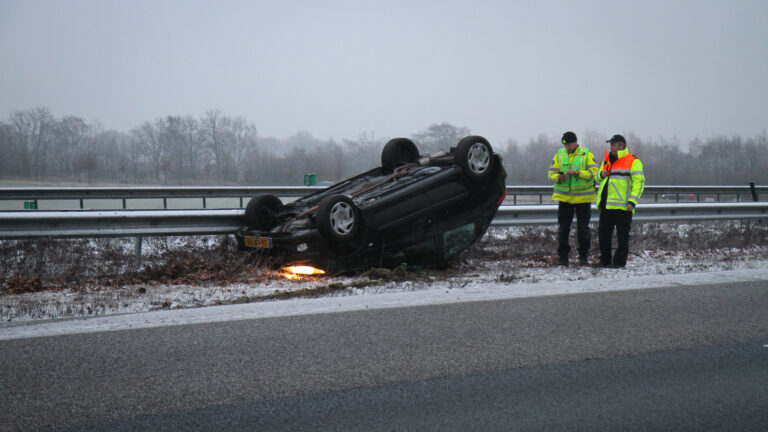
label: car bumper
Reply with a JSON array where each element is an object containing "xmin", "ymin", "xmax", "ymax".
[{"xmin": 234, "ymin": 226, "xmax": 336, "ymax": 270}]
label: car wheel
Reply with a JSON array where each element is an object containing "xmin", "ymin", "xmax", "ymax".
[
  {"xmin": 244, "ymin": 195, "xmax": 283, "ymax": 230},
  {"xmin": 316, "ymin": 194, "xmax": 363, "ymax": 247},
  {"xmin": 381, "ymin": 138, "xmax": 419, "ymax": 173},
  {"xmin": 455, "ymin": 135, "xmax": 495, "ymax": 185}
]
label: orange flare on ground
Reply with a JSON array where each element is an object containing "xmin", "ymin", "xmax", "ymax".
[{"xmin": 281, "ymin": 266, "xmax": 326, "ymax": 278}]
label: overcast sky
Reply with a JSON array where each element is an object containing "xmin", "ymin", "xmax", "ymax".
[{"xmin": 1, "ymin": 0, "xmax": 766, "ymax": 147}]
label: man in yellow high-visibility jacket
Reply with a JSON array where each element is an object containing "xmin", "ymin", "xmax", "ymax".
[
  {"xmin": 596, "ymin": 134, "xmax": 645, "ymax": 268},
  {"xmin": 548, "ymin": 131, "xmax": 598, "ymax": 266}
]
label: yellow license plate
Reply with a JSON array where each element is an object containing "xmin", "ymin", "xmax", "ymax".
[{"xmin": 244, "ymin": 236, "xmax": 272, "ymax": 249}]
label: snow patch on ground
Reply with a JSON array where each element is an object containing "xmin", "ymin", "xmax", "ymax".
[
  {"xmin": 3, "ymin": 268, "xmax": 767, "ymax": 341},
  {"xmin": 2, "ymin": 251, "xmax": 766, "ymax": 323}
]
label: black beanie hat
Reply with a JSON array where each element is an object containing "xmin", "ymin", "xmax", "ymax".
[{"xmin": 562, "ymin": 131, "xmax": 577, "ymax": 144}]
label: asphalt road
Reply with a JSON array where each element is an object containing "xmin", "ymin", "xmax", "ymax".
[{"xmin": 2, "ymin": 280, "xmax": 768, "ymax": 431}]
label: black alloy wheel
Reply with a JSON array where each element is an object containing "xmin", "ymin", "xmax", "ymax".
[
  {"xmin": 455, "ymin": 135, "xmax": 495, "ymax": 185},
  {"xmin": 244, "ymin": 194, "xmax": 283, "ymax": 230},
  {"xmin": 381, "ymin": 137, "xmax": 419, "ymax": 173}
]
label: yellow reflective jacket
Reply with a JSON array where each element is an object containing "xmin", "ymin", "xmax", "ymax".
[
  {"xmin": 548, "ymin": 146, "xmax": 598, "ymax": 203},
  {"xmin": 596, "ymin": 148, "xmax": 645, "ymax": 214}
]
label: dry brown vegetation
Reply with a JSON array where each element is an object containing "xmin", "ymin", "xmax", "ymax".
[
  {"xmin": 464, "ymin": 221, "xmax": 768, "ymax": 262},
  {"xmin": 0, "ymin": 236, "xmax": 270, "ymax": 294}
]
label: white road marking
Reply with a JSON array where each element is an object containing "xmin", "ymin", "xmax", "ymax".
[{"xmin": 1, "ymin": 269, "xmax": 767, "ymax": 341}]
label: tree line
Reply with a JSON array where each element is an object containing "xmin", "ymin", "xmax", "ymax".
[{"xmin": 1, "ymin": 107, "xmax": 766, "ymax": 186}]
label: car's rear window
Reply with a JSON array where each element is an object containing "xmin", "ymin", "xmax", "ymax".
[{"xmin": 443, "ymin": 223, "xmax": 476, "ymax": 258}]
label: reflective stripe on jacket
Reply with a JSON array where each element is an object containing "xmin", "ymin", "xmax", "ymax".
[
  {"xmin": 596, "ymin": 148, "xmax": 645, "ymax": 213},
  {"xmin": 548, "ymin": 146, "xmax": 597, "ymax": 204}
]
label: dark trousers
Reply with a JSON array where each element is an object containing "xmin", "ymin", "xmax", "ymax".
[
  {"xmin": 557, "ymin": 202, "xmax": 591, "ymax": 261},
  {"xmin": 598, "ymin": 209, "xmax": 633, "ymax": 266}
]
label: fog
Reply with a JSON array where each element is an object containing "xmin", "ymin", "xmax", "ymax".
[{"xmin": 1, "ymin": 0, "xmax": 766, "ymax": 146}]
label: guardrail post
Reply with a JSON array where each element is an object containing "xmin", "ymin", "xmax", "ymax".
[
  {"xmin": 750, "ymin": 182, "xmax": 758, "ymax": 202},
  {"xmin": 134, "ymin": 236, "xmax": 143, "ymax": 269}
]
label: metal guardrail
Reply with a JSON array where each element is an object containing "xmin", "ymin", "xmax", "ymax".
[
  {"xmin": 0, "ymin": 186, "xmax": 325, "ymax": 200},
  {"xmin": 1, "ymin": 203, "xmax": 766, "ymax": 240},
  {"xmin": 0, "ymin": 186, "xmax": 327, "ymax": 210},
  {"xmin": 1, "ymin": 184, "xmax": 764, "ymax": 209},
  {"xmin": 491, "ymin": 202, "xmax": 768, "ymax": 225},
  {"xmin": 502, "ymin": 184, "xmax": 765, "ymax": 204},
  {"xmin": 0, "ymin": 210, "xmax": 245, "ymax": 238}
]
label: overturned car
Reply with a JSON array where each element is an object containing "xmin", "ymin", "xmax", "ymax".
[{"xmin": 234, "ymin": 135, "xmax": 506, "ymax": 274}]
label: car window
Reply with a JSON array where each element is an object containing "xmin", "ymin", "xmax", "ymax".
[
  {"xmin": 396, "ymin": 223, "xmax": 478, "ymax": 269},
  {"xmin": 442, "ymin": 223, "xmax": 476, "ymax": 259}
]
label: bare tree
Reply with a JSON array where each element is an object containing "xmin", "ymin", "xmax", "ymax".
[
  {"xmin": 95, "ymin": 129, "xmax": 129, "ymax": 183},
  {"xmin": 285, "ymin": 146, "xmax": 309, "ymax": 185},
  {"xmin": 343, "ymin": 131, "xmax": 382, "ymax": 174},
  {"xmin": 180, "ymin": 116, "xmax": 203, "ymax": 182},
  {"xmin": 73, "ymin": 145, "xmax": 98, "ymax": 184},
  {"xmin": 3, "ymin": 107, "xmax": 768, "ymax": 186},
  {"xmin": 0, "ymin": 122, "xmax": 13, "ymax": 179},
  {"xmin": 325, "ymin": 139, "xmax": 344, "ymax": 181},
  {"xmin": 304, "ymin": 140, "xmax": 345, "ymax": 183},
  {"xmin": 9, "ymin": 108, "xmax": 55, "ymax": 181},
  {"xmin": 745, "ymin": 132, "xmax": 768, "ymax": 184},
  {"xmin": 52, "ymin": 116, "xmax": 91, "ymax": 179},
  {"xmin": 200, "ymin": 110, "xmax": 235, "ymax": 182},
  {"xmin": 494, "ymin": 138, "xmax": 521, "ymax": 184},
  {"xmin": 513, "ymin": 134, "xmax": 557, "ymax": 184},
  {"xmin": 121, "ymin": 133, "xmax": 145, "ymax": 184},
  {"xmin": 131, "ymin": 120, "xmax": 165, "ymax": 182},
  {"xmin": 411, "ymin": 123, "xmax": 472, "ymax": 153},
  {"xmin": 159, "ymin": 116, "xmax": 186, "ymax": 184},
  {"xmin": 230, "ymin": 116, "xmax": 257, "ymax": 183}
]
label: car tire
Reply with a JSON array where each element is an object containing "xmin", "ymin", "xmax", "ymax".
[
  {"xmin": 244, "ymin": 194, "xmax": 283, "ymax": 230},
  {"xmin": 381, "ymin": 138, "xmax": 419, "ymax": 173},
  {"xmin": 455, "ymin": 135, "xmax": 495, "ymax": 185},
  {"xmin": 316, "ymin": 194, "xmax": 363, "ymax": 248}
]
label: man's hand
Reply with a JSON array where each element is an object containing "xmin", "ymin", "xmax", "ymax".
[
  {"xmin": 626, "ymin": 203, "xmax": 635, "ymax": 211},
  {"xmin": 557, "ymin": 173, "xmax": 568, "ymax": 182},
  {"xmin": 600, "ymin": 170, "xmax": 609, "ymax": 179},
  {"xmin": 565, "ymin": 169, "xmax": 580, "ymax": 176}
]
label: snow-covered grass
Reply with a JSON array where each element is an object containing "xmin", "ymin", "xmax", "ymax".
[{"xmin": 1, "ymin": 221, "xmax": 767, "ymax": 322}]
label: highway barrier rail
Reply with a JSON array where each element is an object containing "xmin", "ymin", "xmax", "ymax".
[
  {"xmin": 0, "ymin": 184, "xmax": 764, "ymax": 210},
  {"xmin": 1, "ymin": 203, "xmax": 766, "ymax": 240}
]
